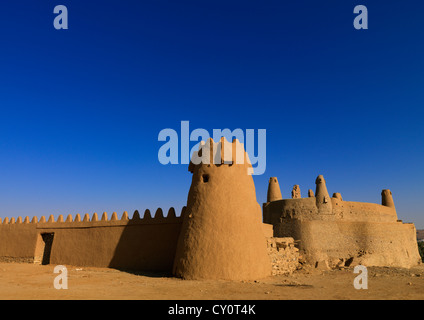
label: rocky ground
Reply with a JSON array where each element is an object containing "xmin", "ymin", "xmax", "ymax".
[{"xmin": 0, "ymin": 262, "xmax": 423, "ymax": 300}]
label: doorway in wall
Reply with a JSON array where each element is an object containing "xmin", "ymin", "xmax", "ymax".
[{"xmin": 34, "ymin": 233, "xmax": 55, "ymax": 265}]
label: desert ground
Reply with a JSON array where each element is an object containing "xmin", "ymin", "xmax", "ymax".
[{"xmin": 0, "ymin": 262, "xmax": 423, "ymax": 300}]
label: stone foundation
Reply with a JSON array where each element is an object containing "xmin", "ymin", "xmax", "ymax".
[{"xmin": 267, "ymin": 237, "xmax": 300, "ymax": 275}]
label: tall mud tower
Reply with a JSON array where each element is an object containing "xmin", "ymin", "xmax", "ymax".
[{"xmin": 173, "ymin": 138, "xmax": 271, "ymax": 280}]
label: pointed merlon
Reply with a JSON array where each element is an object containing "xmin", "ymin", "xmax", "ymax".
[
  {"xmin": 83, "ymin": 213, "xmax": 90, "ymax": 222},
  {"xmin": 101, "ymin": 212, "xmax": 108, "ymax": 221},
  {"xmin": 3, "ymin": 217, "xmax": 9, "ymax": 224},
  {"xmin": 167, "ymin": 207, "xmax": 176, "ymax": 219},
  {"xmin": 57, "ymin": 215, "xmax": 64, "ymax": 222},
  {"xmin": 188, "ymin": 138, "xmax": 251, "ymax": 173},
  {"xmin": 66, "ymin": 214, "xmax": 73, "ymax": 222},
  {"xmin": 110, "ymin": 212, "xmax": 118, "ymax": 221},
  {"xmin": 91, "ymin": 213, "xmax": 99, "ymax": 222},
  {"xmin": 47, "ymin": 215, "xmax": 55, "ymax": 223},
  {"xmin": 121, "ymin": 211, "xmax": 129, "ymax": 221},
  {"xmin": 16, "ymin": 216, "xmax": 22, "ymax": 224},
  {"xmin": 188, "ymin": 141, "xmax": 205, "ymax": 173},
  {"xmin": 154, "ymin": 208, "xmax": 164, "ymax": 219},
  {"xmin": 180, "ymin": 206, "xmax": 187, "ymax": 218},
  {"xmin": 143, "ymin": 209, "xmax": 152, "ymax": 219},
  {"xmin": 0, "ymin": 218, "xmax": 2, "ymax": 224},
  {"xmin": 31, "ymin": 216, "xmax": 38, "ymax": 223},
  {"xmin": 24, "ymin": 216, "xmax": 30, "ymax": 224},
  {"xmin": 132, "ymin": 210, "xmax": 141, "ymax": 221},
  {"xmin": 39, "ymin": 216, "xmax": 46, "ymax": 223},
  {"xmin": 10, "ymin": 217, "xmax": 15, "ymax": 224},
  {"xmin": 220, "ymin": 136, "xmax": 232, "ymax": 165},
  {"xmin": 75, "ymin": 214, "xmax": 82, "ymax": 222},
  {"xmin": 308, "ymin": 189, "xmax": 315, "ymax": 197},
  {"xmin": 231, "ymin": 138, "xmax": 248, "ymax": 166}
]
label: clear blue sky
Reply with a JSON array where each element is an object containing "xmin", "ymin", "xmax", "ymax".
[{"xmin": 0, "ymin": 1, "xmax": 423, "ymax": 227}]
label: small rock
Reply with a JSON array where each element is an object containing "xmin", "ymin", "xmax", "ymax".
[{"xmin": 315, "ymin": 260, "xmax": 330, "ymax": 271}]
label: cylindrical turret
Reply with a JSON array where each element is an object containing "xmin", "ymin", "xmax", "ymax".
[
  {"xmin": 315, "ymin": 175, "xmax": 332, "ymax": 214},
  {"xmin": 381, "ymin": 189, "xmax": 395, "ymax": 209},
  {"xmin": 173, "ymin": 138, "xmax": 271, "ymax": 280},
  {"xmin": 267, "ymin": 177, "xmax": 282, "ymax": 202}
]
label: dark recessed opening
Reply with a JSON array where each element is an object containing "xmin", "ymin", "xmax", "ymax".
[
  {"xmin": 202, "ymin": 174, "xmax": 209, "ymax": 183},
  {"xmin": 41, "ymin": 233, "xmax": 54, "ymax": 265},
  {"xmin": 344, "ymin": 257, "xmax": 354, "ymax": 267}
]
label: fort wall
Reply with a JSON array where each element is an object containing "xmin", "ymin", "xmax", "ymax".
[
  {"xmin": 0, "ymin": 208, "xmax": 184, "ymax": 272},
  {"xmin": 263, "ymin": 175, "xmax": 421, "ymax": 269},
  {"xmin": 263, "ymin": 198, "xmax": 398, "ymax": 223},
  {"xmin": 0, "ymin": 206, "xmax": 276, "ymax": 273},
  {"xmin": 273, "ymin": 219, "xmax": 419, "ymax": 268},
  {"xmin": 0, "ymin": 223, "xmax": 37, "ymax": 263}
]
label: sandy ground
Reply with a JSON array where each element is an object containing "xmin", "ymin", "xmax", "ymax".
[{"xmin": 0, "ymin": 262, "xmax": 423, "ymax": 300}]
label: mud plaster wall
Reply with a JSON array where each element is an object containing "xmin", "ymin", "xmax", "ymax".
[
  {"xmin": 271, "ymin": 217, "xmax": 420, "ymax": 268},
  {"xmin": 0, "ymin": 210, "xmax": 183, "ymax": 272},
  {"xmin": 0, "ymin": 211, "xmax": 275, "ymax": 272},
  {"xmin": 263, "ymin": 198, "xmax": 398, "ymax": 223},
  {"xmin": 0, "ymin": 223, "xmax": 37, "ymax": 262},
  {"xmin": 263, "ymin": 192, "xmax": 421, "ymax": 268}
]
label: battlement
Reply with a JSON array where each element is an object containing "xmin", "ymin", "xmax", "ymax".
[
  {"xmin": 0, "ymin": 207, "xmax": 186, "ymax": 271},
  {"xmin": 0, "ymin": 207, "xmax": 185, "ymax": 229},
  {"xmin": 263, "ymin": 174, "xmax": 399, "ymax": 223},
  {"xmin": 188, "ymin": 137, "xmax": 252, "ymax": 174},
  {"xmin": 263, "ymin": 174, "xmax": 421, "ymax": 269}
]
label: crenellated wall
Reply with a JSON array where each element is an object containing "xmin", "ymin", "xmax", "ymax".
[
  {"xmin": 263, "ymin": 198, "xmax": 398, "ymax": 223},
  {"xmin": 0, "ymin": 205, "xmax": 275, "ymax": 274},
  {"xmin": 263, "ymin": 175, "xmax": 422, "ymax": 269},
  {"xmin": 0, "ymin": 208, "xmax": 185, "ymax": 272}
]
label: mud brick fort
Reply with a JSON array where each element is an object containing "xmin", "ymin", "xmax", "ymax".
[
  {"xmin": 0, "ymin": 138, "xmax": 421, "ymax": 280},
  {"xmin": 263, "ymin": 176, "xmax": 420, "ymax": 269}
]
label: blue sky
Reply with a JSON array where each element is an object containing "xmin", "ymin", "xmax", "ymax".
[{"xmin": 0, "ymin": 1, "xmax": 423, "ymax": 227}]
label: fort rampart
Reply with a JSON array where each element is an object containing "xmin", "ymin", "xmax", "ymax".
[
  {"xmin": 263, "ymin": 176, "xmax": 421, "ymax": 269},
  {"xmin": 0, "ymin": 208, "xmax": 183, "ymax": 272}
]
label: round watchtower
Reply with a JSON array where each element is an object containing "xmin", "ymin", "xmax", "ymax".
[{"xmin": 173, "ymin": 138, "xmax": 271, "ymax": 280}]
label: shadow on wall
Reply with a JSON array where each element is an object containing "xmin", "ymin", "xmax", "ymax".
[
  {"xmin": 24, "ymin": 208, "xmax": 187, "ymax": 277},
  {"xmin": 107, "ymin": 208, "xmax": 184, "ymax": 276},
  {"xmin": 418, "ymin": 242, "xmax": 424, "ymax": 263}
]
